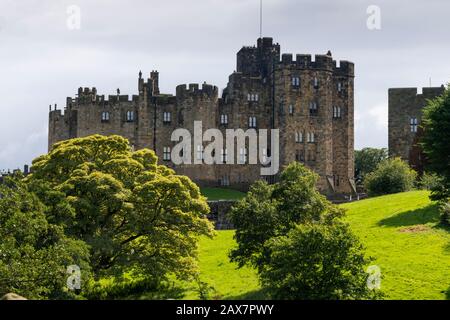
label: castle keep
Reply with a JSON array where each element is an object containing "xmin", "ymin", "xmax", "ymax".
[
  {"xmin": 388, "ymin": 85, "xmax": 445, "ymax": 172},
  {"xmin": 49, "ymin": 37, "xmax": 356, "ymax": 195}
]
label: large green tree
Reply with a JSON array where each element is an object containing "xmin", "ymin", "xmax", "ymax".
[
  {"xmin": 0, "ymin": 176, "xmax": 90, "ymax": 299},
  {"xmin": 421, "ymin": 86, "xmax": 450, "ymax": 201},
  {"xmin": 27, "ymin": 135, "xmax": 214, "ymax": 282},
  {"xmin": 229, "ymin": 163, "xmax": 377, "ymax": 299},
  {"xmin": 354, "ymin": 148, "xmax": 388, "ymax": 183}
]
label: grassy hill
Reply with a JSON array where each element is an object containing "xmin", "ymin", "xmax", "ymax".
[{"xmin": 180, "ymin": 190, "xmax": 450, "ymax": 300}]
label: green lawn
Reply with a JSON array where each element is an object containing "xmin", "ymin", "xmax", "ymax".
[
  {"xmin": 341, "ymin": 191, "xmax": 450, "ymax": 300},
  {"xmin": 182, "ymin": 190, "xmax": 450, "ymax": 300},
  {"xmin": 201, "ymin": 187, "xmax": 246, "ymax": 201}
]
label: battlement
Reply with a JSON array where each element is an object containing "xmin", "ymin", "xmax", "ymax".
[
  {"xmin": 176, "ymin": 83, "xmax": 219, "ymax": 98},
  {"xmin": 389, "ymin": 85, "xmax": 445, "ymax": 99},
  {"xmin": 278, "ymin": 53, "xmax": 353, "ymax": 75},
  {"xmin": 69, "ymin": 90, "xmax": 139, "ymax": 106},
  {"xmin": 333, "ymin": 60, "xmax": 355, "ymax": 76}
]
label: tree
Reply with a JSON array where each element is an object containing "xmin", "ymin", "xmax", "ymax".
[
  {"xmin": 260, "ymin": 222, "xmax": 378, "ymax": 300},
  {"xmin": 364, "ymin": 158, "xmax": 417, "ymax": 197},
  {"xmin": 27, "ymin": 135, "xmax": 214, "ymax": 282},
  {"xmin": 229, "ymin": 163, "xmax": 343, "ymax": 272},
  {"xmin": 355, "ymin": 148, "xmax": 388, "ymax": 183},
  {"xmin": 421, "ymin": 86, "xmax": 450, "ymax": 201},
  {"xmin": 229, "ymin": 163, "xmax": 377, "ymax": 299},
  {"xmin": 0, "ymin": 176, "xmax": 90, "ymax": 299}
]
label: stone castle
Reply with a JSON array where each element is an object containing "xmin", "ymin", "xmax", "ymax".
[
  {"xmin": 389, "ymin": 85, "xmax": 445, "ymax": 173},
  {"xmin": 48, "ymin": 37, "xmax": 356, "ymax": 196}
]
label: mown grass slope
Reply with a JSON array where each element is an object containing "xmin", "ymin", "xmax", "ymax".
[{"xmin": 183, "ymin": 191, "xmax": 450, "ymax": 300}]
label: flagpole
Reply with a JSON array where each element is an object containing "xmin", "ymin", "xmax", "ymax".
[{"xmin": 260, "ymin": 0, "xmax": 263, "ymax": 39}]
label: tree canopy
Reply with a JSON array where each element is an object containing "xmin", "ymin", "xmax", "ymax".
[
  {"xmin": 355, "ymin": 148, "xmax": 388, "ymax": 183},
  {"xmin": 421, "ymin": 86, "xmax": 450, "ymax": 201},
  {"xmin": 229, "ymin": 163, "xmax": 378, "ymax": 299},
  {"xmin": 26, "ymin": 135, "xmax": 214, "ymax": 283},
  {"xmin": 0, "ymin": 176, "xmax": 90, "ymax": 299}
]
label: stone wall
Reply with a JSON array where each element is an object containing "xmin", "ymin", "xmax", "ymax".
[
  {"xmin": 48, "ymin": 37, "xmax": 356, "ymax": 196},
  {"xmin": 388, "ymin": 86, "xmax": 445, "ymax": 170}
]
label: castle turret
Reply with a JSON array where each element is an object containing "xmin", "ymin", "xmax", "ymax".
[
  {"xmin": 151, "ymin": 71, "xmax": 160, "ymax": 95},
  {"xmin": 237, "ymin": 37, "xmax": 280, "ymax": 78}
]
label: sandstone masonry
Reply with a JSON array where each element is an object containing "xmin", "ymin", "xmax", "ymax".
[
  {"xmin": 48, "ymin": 37, "xmax": 356, "ymax": 196},
  {"xmin": 388, "ymin": 85, "xmax": 445, "ymax": 172}
]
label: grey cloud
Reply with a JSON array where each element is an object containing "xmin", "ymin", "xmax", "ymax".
[{"xmin": 0, "ymin": 0, "xmax": 449, "ymax": 169}]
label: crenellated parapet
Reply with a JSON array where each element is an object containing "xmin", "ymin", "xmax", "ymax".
[
  {"xmin": 278, "ymin": 53, "xmax": 354, "ymax": 76},
  {"xmin": 176, "ymin": 83, "xmax": 219, "ymax": 99},
  {"xmin": 65, "ymin": 87, "xmax": 140, "ymax": 107}
]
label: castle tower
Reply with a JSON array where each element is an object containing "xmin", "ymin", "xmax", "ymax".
[{"xmin": 388, "ymin": 85, "xmax": 445, "ymax": 173}]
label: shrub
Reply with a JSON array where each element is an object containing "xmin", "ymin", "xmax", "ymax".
[
  {"xmin": 260, "ymin": 222, "xmax": 380, "ymax": 300},
  {"xmin": 418, "ymin": 172, "xmax": 443, "ymax": 191},
  {"xmin": 364, "ymin": 158, "xmax": 417, "ymax": 197}
]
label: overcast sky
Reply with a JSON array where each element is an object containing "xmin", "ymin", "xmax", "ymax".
[{"xmin": 0, "ymin": 0, "xmax": 449, "ymax": 170}]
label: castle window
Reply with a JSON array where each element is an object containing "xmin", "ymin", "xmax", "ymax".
[
  {"xmin": 239, "ymin": 148, "xmax": 248, "ymax": 164},
  {"xmin": 163, "ymin": 147, "xmax": 171, "ymax": 161},
  {"xmin": 333, "ymin": 106, "xmax": 342, "ymax": 118},
  {"xmin": 221, "ymin": 149, "xmax": 228, "ymax": 163},
  {"xmin": 249, "ymin": 116, "xmax": 257, "ymax": 128},
  {"xmin": 101, "ymin": 111, "xmax": 110, "ymax": 122},
  {"xmin": 307, "ymin": 132, "xmax": 316, "ymax": 143},
  {"xmin": 410, "ymin": 117, "xmax": 418, "ymax": 133},
  {"xmin": 288, "ymin": 105, "xmax": 294, "ymax": 115},
  {"xmin": 126, "ymin": 110, "xmax": 134, "ymax": 122},
  {"xmin": 295, "ymin": 131, "xmax": 303, "ymax": 143},
  {"xmin": 220, "ymin": 114, "xmax": 228, "ymax": 125},
  {"xmin": 163, "ymin": 112, "xmax": 171, "ymax": 123},
  {"xmin": 313, "ymin": 77, "xmax": 319, "ymax": 89},
  {"xmin": 338, "ymin": 82, "xmax": 342, "ymax": 92},
  {"xmin": 248, "ymin": 93, "xmax": 259, "ymax": 102},
  {"xmin": 310, "ymin": 102, "xmax": 318, "ymax": 115},
  {"xmin": 196, "ymin": 145, "xmax": 204, "ymax": 160},
  {"xmin": 292, "ymin": 77, "xmax": 300, "ymax": 87}
]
